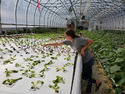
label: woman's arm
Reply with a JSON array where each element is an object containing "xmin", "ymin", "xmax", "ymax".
[
  {"xmin": 80, "ymin": 39, "xmax": 93, "ymax": 56},
  {"xmin": 42, "ymin": 42, "xmax": 64, "ymax": 47}
]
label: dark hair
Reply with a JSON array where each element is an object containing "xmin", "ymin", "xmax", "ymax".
[{"xmin": 65, "ymin": 29, "xmax": 79, "ymax": 39}]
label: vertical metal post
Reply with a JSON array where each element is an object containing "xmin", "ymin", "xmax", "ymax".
[
  {"xmin": 15, "ymin": 0, "xmax": 19, "ymax": 34},
  {"xmin": 26, "ymin": 0, "xmax": 32, "ymax": 33},
  {"xmin": 0, "ymin": 0, "xmax": 2, "ymax": 34}
]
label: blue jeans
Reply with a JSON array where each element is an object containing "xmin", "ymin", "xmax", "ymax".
[{"xmin": 82, "ymin": 57, "xmax": 96, "ymax": 93}]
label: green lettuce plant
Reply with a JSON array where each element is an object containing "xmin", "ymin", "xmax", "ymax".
[
  {"xmin": 2, "ymin": 77, "xmax": 22, "ymax": 86},
  {"xmin": 31, "ymin": 80, "xmax": 44, "ymax": 90}
]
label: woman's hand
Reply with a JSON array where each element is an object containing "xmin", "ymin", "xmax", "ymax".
[{"xmin": 80, "ymin": 48, "xmax": 85, "ymax": 56}]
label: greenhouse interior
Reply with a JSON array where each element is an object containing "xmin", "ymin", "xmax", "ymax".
[{"xmin": 0, "ymin": 0, "xmax": 125, "ymax": 94}]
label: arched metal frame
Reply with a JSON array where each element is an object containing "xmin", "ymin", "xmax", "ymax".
[
  {"xmin": 97, "ymin": 2, "xmax": 125, "ymax": 30},
  {"xmin": 43, "ymin": 0, "xmax": 59, "ymax": 28},
  {"xmin": 1, "ymin": 0, "xmax": 125, "ymax": 32},
  {"xmin": 26, "ymin": 0, "xmax": 32, "ymax": 31}
]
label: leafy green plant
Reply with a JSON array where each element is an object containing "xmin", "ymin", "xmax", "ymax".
[
  {"xmin": 64, "ymin": 54, "xmax": 71, "ymax": 61},
  {"xmin": 23, "ymin": 58, "xmax": 33, "ymax": 61},
  {"xmin": 30, "ymin": 55, "xmax": 39, "ymax": 58},
  {"xmin": 46, "ymin": 53, "xmax": 53, "ymax": 57},
  {"xmin": 65, "ymin": 62, "xmax": 74, "ymax": 66},
  {"xmin": 31, "ymin": 80, "xmax": 44, "ymax": 90},
  {"xmin": 39, "ymin": 68, "xmax": 47, "ymax": 73},
  {"xmin": 49, "ymin": 84, "xmax": 60, "ymax": 93},
  {"xmin": 45, "ymin": 60, "xmax": 54, "ymax": 65},
  {"xmin": 32, "ymin": 60, "xmax": 41, "ymax": 66},
  {"xmin": 53, "ymin": 76, "xmax": 65, "ymax": 84},
  {"xmin": 0, "ymin": 48, "xmax": 3, "ymax": 52},
  {"xmin": 3, "ymin": 55, "xmax": 16, "ymax": 64},
  {"xmin": 42, "ymin": 54, "xmax": 46, "ymax": 58},
  {"xmin": 2, "ymin": 77, "xmax": 22, "ymax": 86},
  {"xmin": 22, "ymin": 69, "xmax": 36, "ymax": 78},
  {"xmin": 15, "ymin": 63, "xmax": 21, "ymax": 67},
  {"xmin": 56, "ymin": 62, "xmax": 73, "ymax": 72},
  {"xmin": 49, "ymin": 76, "xmax": 65, "ymax": 93},
  {"xmin": 3, "ymin": 59, "xmax": 13, "ymax": 64},
  {"xmin": 56, "ymin": 53, "xmax": 61, "ymax": 56},
  {"xmin": 22, "ymin": 69, "xmax": 29, "ymax": 77},
  {"xmin": 27, "ymin": 63, "xmax": 34, "ymax": 69},
  {"xmin": 61, "ymin": 65, "xmax": 66, "ymax": 72},
  {"xmin": 41, "ymin": 60, "xmax": 45, "ymax": 62},
  {"xmin": 5, "ymin": 68, "xmax": 18, "ymax": 77},
  {"xmin": 56, "ymin": 68, "xmax": 61, "ymax": 72},
  {"xmin": 39, "ymin": 73, "xmax": 45, "ymax": 78},
  {"xmin": 81, "ymin": 30, "xmax": 125, "ymax": 93},
  {"xmin": 51, "ymin": 56, "xmax": 57, "ymax": 60}
]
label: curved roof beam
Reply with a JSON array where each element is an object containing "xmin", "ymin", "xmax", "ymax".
[
  {"xmin": 43, "ymin": 0, "xmax": 58, "ymax": 27},
  {"xmin": 32, "ymin": 0, "xmax": 65, "ymax": 19},
  {"xmin": 91, "ymin": 0, "xmax": 123, "ymax": 20},
  {"xmin": 58, "ymin": 0, "xmax": 73, "ymax": 18},
  {"xmin": 49, "ymin": 4, "xmax": 73, "ymax": 28},
  {"xmin": 23, "ymin": 0, "xmax": 66, "ymax": 28},
  {"xmin": 26, "ymin": 0, "xmax": 32, "ymax": 29},
  {"xmin": 45, "ymin": 5, "xmax": 70, "ymax": 28},
  {"xmin": 39, "ymin": 0, "xmax": 52, "ymax": 27},
  {"xmin": 39, "ymin": 0, "xmax": 73, "ymax": 27},
  {"xmin": 69, "ymin": 0, "xmax": 77, "ymax": 19},
  {"xmin": 96, "ymin": 0, "xmax": 125, "ymax": 20}
]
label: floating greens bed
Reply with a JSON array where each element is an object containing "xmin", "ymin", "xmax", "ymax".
[{"xmin": 0, "ymin": 35, "xmax": 77, "ymax": 94}]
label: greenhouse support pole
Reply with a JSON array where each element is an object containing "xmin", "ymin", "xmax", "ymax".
[
  {"xmin": 0, "ymin": 0, "xmax": 2, "ymax": 34},
  {"xmin": 15, "ymin": 0, "xmax": 19, "ymax": 34}
]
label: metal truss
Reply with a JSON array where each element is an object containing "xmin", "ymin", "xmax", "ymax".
[{"xmin": 0, "ymin": 0, "xmax": 125, "ymax": 31}]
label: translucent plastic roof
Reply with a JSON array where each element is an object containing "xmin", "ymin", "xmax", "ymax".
[{"xmin": 0, "ymin": 0, "xmax": 125, "ymax": 28}]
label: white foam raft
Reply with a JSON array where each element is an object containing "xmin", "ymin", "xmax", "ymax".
[{"xmin": 0, "ymin": 38, "xmax": 82, "ymax": 94}]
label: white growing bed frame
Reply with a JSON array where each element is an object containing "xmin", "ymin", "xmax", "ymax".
[{"xmin": 0, "ymin": 38, "xmax": 82, "ymax": 94}]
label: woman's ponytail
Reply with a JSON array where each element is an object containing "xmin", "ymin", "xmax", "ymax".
[{"xmin": 65, "ymin": 29, "xmax": 79, "ymax": 39}]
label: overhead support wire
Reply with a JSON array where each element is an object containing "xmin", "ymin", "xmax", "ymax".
[
  {"xmin": 69, "ymin": 0, "xmax": 77, "ymax": 19},
  {"xmin": 58, "ymin": 0, "xmax": 73, "ymax": 18}
]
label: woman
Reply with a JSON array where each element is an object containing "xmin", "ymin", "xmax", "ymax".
[{"xmin": 42, "ymin": 29, "xmax": 102, "ymax": 94}]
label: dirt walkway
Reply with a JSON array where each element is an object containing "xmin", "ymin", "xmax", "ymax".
[{"xmin": 81, "ymin": 64, "xmax": 112, "ymax": 94}]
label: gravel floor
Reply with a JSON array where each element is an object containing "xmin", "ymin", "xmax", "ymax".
[{"xmin": 81, "ymin": 64, "xmax": 111, "ymax": 94}]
